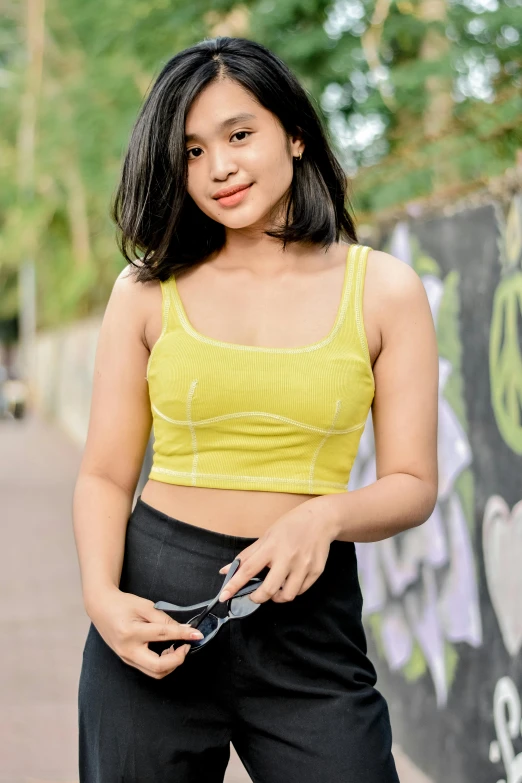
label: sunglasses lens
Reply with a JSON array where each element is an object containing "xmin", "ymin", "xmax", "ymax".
[
  {"xmin": 230, "ymin": 594, "xmax": 260, "ymax": 618},
  {"xmin": 189, "ymin": 613, "xmax": 219, "ymax": 648}
]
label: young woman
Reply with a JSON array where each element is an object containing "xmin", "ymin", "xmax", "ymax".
[{"xmin": 75, "ymin": 36, "xmax": 438, "ymax": 783}]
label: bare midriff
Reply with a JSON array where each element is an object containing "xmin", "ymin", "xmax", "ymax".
[{"xmin": 139, "ymin": 480, "xmax": 317, "ymax": 538}]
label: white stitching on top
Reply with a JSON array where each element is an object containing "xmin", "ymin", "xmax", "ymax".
[
  {"xmin": 186, "ymin": 379, "xmax": 199, "ymax": 486},
  {"xmin": 168, "ymin": 244, "xmax": 359, "ymax": 353},
  {"xmin": 151, "ymin": 403, "xmax": 365, "ymax": 436},
  {"xmin": 150, "ymin": 465, "xmax": 348, "ymax": 490},
  {"xmin": 308, "ymin": 399, "xmax": 342, "ymax": 492}
]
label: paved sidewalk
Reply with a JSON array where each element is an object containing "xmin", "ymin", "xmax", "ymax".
[{"xmin": 0, "ymin": 413, "xmax": 431, "ymax": 783}]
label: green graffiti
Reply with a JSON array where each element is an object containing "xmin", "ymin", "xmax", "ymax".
[
  {"xmin": 414, "ymin": 251, "xmax": 442, "ymax": 279},
  {"xmin": 444, "ymin": 640, "xmax": 459, "ymax": 692},
  {"xmin": 402, "ymin": 641, "xmax": 427, "ymax": 682},
  {"xmin": 489, "ymin": 272, "xmax": 522, "ymax": 455},
  {"xmin": 367, "ymin": 613, "xmax": 386, "ymax": 660},
  {"xmin": 364, "ymin": 231, "xmax": 478, "ymax": 706}
]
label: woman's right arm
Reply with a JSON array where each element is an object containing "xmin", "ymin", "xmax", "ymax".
[{"xmin": 72, "ymin": 267, "xmax": 202, "ymax": 678}]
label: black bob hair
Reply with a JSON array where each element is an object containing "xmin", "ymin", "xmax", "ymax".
[{"xmin": 111, "ymin": 36, "xmax": 358, "ymax": 283}]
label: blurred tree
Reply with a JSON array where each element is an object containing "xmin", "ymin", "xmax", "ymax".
[
  {"xmin": 0, "ymin": 0, "xmax": 520, "ymax": 327},
  {"xmin": 240, "ymin": 0, "xmax": 522, "ymax": 215}
]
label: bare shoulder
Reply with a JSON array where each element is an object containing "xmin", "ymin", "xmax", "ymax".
[
  {"xmin": 366, "ymin": 248, "xmax": 425, "ymax": 296},
  {"xmin": 365, "ymin": 247, "xmax": 436, "ymax": 368},
  {"xmin": 113, "ymin": 262, "xmax": 158, "ymax": 299},
  {"xmin": 366, "ymin": 248, "xmax": 430, "ymax": 320},
  {"xmin": 106, "ymin": 263, "xmax": 162, "ymax": 347}
]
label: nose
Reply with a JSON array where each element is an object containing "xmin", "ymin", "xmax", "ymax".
[{"xmin": 208, "ymin": 145, "xmax": 239, "ymax": 181}]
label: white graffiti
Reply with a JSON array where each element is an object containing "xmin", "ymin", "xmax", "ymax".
[
  {"xmin": 352, "ymin": 223, "xmax": 483, "ymax": 707},
  {"xmin": 483, "ymin": 496, "xmax": 522, "ymax": 657},
  {"xmin": 489, "ymin": 676, "xmax": 522, "ymax": 783}
]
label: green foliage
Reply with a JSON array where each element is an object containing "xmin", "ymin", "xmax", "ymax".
[{"xmin": 1, "ymin": 0, "xmax": 520, "ymax": 326}]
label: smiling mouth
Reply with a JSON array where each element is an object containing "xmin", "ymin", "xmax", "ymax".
[{"xmin": 214, "ymin": 184, "xmax": 253, "ymax": 206}]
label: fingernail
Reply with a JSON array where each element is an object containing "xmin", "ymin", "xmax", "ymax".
[
  {"xmin": 219, "ymin": 590, "xmax": 231, "ymax": 602},
  {"xmin": 190, "ymin": 631, "xmax": 204, "ymax": 639}
]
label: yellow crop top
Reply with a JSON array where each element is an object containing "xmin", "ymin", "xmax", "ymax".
[{"xmin": 145, "ymin": 243, "xmax": 375, "ymax": 495}]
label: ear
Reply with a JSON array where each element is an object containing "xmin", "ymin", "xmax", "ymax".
[{"xmin": 291, "ymin": 130, "xmax": 305, "ymax": 158}]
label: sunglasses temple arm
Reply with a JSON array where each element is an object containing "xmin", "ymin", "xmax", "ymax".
[
  {"xmin": 154, "ymin": 578, "xmax": 263, "ymax": 614},
  {"xmin": 188, "ymin": 558, "xmax": 243, "ymax": 629}
]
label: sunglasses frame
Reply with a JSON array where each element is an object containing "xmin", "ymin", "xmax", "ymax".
[
  {"xmin": 185, "ymin": 589, "xmax": 262, "ymax": 653},
  {"xmin": 153, "ymin": 558, "xmax": 265, "ymax": 655}
]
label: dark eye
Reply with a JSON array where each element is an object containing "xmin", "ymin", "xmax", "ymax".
[{"xmin": 186, "ymin": 131, "xmax": 250, "ymax": 160}]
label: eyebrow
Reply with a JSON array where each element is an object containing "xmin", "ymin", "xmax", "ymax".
[{"xmin": 185, "ymin": 112, "xmax": 257, "ymax": 143}]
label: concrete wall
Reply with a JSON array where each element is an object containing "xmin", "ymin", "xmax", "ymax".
[
  {"xmin": 33, "ymin": 314, "xmax": 153, "ymax": 494},
  {"xmin": 34, "ymin": 315, "xmax": 101, "ymax": 447}
]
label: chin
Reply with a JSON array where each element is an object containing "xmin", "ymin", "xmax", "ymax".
[{"xmin": 216, "ymin": 209, "xmax": 267, "ymax": 230}]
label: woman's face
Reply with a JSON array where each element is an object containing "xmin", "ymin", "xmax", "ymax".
[{"xmin": 184, "ymin": 78, "xmax": 304, "ymax": 233}]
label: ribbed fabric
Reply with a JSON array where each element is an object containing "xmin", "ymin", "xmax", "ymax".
[{"xmin": 146, "ymin": 243, "xmax": 375, "ymax": 495}]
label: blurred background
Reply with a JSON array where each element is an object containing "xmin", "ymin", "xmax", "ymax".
[{"xmin": 1, "ymin": 0, "xmax": 521, "ymax": 781}]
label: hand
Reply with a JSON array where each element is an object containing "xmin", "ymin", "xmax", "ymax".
[
  {"xmin": 85, "ymin": 586, "xmax": 204, "ymax": 679},
  {"xmin": 218, "ymin": 503, "xmax": 338, "ymax": 604}
]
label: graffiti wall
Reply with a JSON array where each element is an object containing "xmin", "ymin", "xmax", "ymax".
[{"xmin": 351, "ymin": 194, "xmax": 522, "ymax": 782}]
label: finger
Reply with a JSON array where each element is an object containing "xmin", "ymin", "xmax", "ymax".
[
  {"xmin": 219, "ymin": 541, "xmax": 261, "ymax": 575},
  {"xmin": 161, "ymin": 642, "xmax": 191, "ymax": 657},
  {"xmin": 131, "ymin": 643, "xmax": 191, "ymax": 678},
  {"xmin": 219, "ymin": 553, "xmax": 268, "ymax": 601},
  {"xmin": 248, "ymin": 565, "xmax": 290, "ymax": 604},
  {"xmin": 297, "ymin": 571, "xmax": 323, "ymax": 596},
  {"xmin": 271, "ymin": 569, "xmax": 308, "ymax": 602},
  {"xmin": 140, "ymin": 602, "xmax": 189, "ymax": 624},
  {"xmin": 138, "ymin": 603, "xmax": 206, "ymax": 638},
  {"xmin": 132, "ymin": 621, "xmax": 204, "ymax": 643}
]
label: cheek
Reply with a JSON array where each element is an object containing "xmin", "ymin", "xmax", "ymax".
[
  {"xmin": 244, "ymin": 144, "xmax": 292, "ymax": 190},
  {"xmin": 259, "ymin": 157, "xmax": 294, "ymax": 200},
  {"xmin": 250, "ymin": 145, "xmax": 289, "ymax": 176}
]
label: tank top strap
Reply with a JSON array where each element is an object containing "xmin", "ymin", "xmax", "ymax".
[
  {"xmin": 339, "ymin": 243, "xmax": 372, "ymax": 367},
  {"xmin": 158, "ymin": 275, "xmax": 183, "ymax": 334},
  {"xmin": 152, "ymin": 246, "xmax": 372, "ymax": 353}
]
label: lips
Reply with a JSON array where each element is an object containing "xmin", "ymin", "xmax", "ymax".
[{"xmin": 213, "ymin": 183, "xmax": 252, "ymax": 200}]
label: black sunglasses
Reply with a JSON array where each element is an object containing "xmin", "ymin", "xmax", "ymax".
[{"xmin": 153, "ymin": 558, "xmax": 264, "ymax": 655}]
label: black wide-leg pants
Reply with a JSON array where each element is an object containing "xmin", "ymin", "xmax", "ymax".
[{"xmin": 78, "ymin": 496, "xmax": 399, "ymax": 783}]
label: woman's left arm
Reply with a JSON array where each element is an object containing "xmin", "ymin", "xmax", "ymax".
[
  {"xmin": 219, "ymin": 251, "xmax": 439, "ymax": 603},
  {"xmin": 318, "ymin": 249, "xmax": 439, "ymax": 543}
]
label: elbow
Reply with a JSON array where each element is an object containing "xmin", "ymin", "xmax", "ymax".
[{"xmin": 414, "ymin": 480, "xmax": 439, "ymax": 527}]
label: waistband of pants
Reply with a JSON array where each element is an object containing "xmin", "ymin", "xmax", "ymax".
[{"xmin": 132, "ymin": 496, "xmax": 260, "ymax": 559}]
